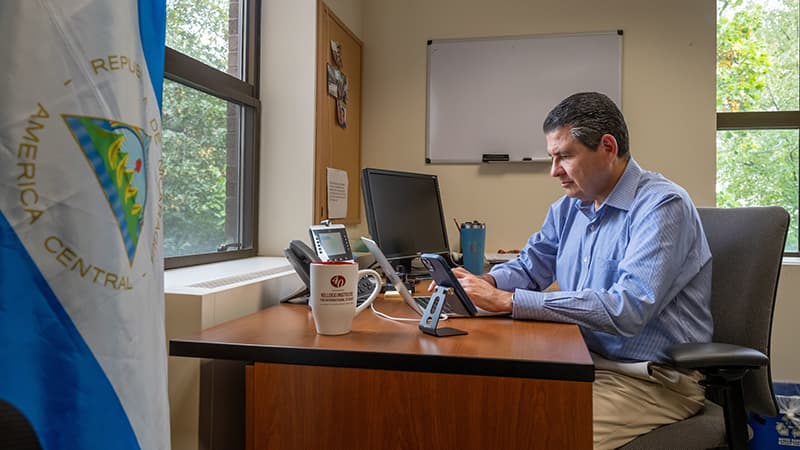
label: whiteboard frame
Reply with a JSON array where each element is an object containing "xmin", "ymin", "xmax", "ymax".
[{"xmin": 425, "ymin": 31, "xmax": 623, "ymax": 164}]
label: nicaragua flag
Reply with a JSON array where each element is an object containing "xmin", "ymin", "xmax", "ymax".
[{"xmin": 0, "ymin": 1, "xmax": 170, "ymax": 449}]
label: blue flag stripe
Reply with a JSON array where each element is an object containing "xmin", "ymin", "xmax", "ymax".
[
  {"xmin": 0, "ymin": 212, "xmax": 140, "ymax": 450},
  {"xmin": 138, "ymin": 0, "xmax": 167, "ymax": 109}
]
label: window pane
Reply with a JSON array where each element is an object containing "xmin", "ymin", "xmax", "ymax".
[
  {"xmin": 716, "ymin": 129, "xmax": 799, "ymax": 252},
  {"xmin": 162, "ymin": 80, "xmax": 243, "ymax": 257},
  {"xmin": 166, "ymin": 0, "xmax": 242, "ymax": 78},
  {"xmin": 717, "ymin": 0, "xmax": 800, "ymax": 112}
]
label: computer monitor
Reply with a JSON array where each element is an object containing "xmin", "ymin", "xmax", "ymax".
[{"xmin": 361, "ymin": 168, "xmax": 451, "ymax": 272}]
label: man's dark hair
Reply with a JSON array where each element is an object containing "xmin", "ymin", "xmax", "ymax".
[{"xmin": 542, "ymin": 92, "xmax": 629, "ymax": 158}]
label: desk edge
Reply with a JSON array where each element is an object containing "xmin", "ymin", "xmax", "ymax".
[{"xmin": 170, "ymin": 339, "xmax": 595, "ymax": 382}]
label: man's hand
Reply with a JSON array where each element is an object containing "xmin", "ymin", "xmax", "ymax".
[{"xmin": 451, "ymin": 268, "xmax": 513, "ymax": 313}]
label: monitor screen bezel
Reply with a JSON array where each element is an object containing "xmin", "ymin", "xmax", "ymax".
[{"xmin": 361, "ymin": 168, "xmax": 452, "ymax": 264}]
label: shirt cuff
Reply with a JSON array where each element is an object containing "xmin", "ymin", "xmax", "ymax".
[{"xmin": 511, "ymin": 288, "xmax": 548, "ymax": 319}]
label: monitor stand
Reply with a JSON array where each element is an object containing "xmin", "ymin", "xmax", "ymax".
[{"xmin": 390, "ymin": 258, "xmax": 416, "ymax": 279}]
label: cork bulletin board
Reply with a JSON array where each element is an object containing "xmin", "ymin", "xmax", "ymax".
[{"xmin": 314, "ymin": 1, "xmax": 362, "ymax": 223}]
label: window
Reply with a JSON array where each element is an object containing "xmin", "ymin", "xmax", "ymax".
[
  {"xmin": 716, "ymin": 0, "xmax": 800, "ymax": 255},
  {"xmin": 163, "ymin": 0, "xmax": 260, "ymax": 268}
]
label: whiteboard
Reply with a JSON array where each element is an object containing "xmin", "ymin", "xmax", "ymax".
[{"xmin": 426, "ymin": 31, "xmax": 622, "ymax": 164}]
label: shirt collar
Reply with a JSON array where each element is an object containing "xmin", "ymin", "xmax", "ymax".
[
  {"xmin": 574, "ymin": 157, "xmax": 642, "ymax": 216},
  {"xmin": 603, "ymin": 157, "xmax": 642, "ymax": 212}
]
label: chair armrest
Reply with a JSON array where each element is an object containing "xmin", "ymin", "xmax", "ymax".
[{"xmin": 665, "ymin": 342, "xmax": 768, "ymax": 371}]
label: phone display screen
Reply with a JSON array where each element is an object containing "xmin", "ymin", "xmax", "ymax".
[
  {"xmin": 310, "ymin": 225, "xmax": 353, "ymax": 261},
  {"xmin": 318, "ymin": 231, "xmax": 346, "ymax": 255}
]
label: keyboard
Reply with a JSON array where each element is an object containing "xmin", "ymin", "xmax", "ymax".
[
  {"xmin": 413, "ymin": 295, "xmax": 456, "ymax": 314},
  {"xmin": 356, "ymin": 276, "xmax": 378, "ymax": 305}
]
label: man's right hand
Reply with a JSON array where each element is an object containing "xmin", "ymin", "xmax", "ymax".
[{"xmin": 451, "ymin": 268, "xmax": 512, "ymax": 313}]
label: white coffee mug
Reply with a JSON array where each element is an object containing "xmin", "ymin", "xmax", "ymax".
[{"xmin": 309, "ymin": 261, "xmax": 381, "ymax": 335}]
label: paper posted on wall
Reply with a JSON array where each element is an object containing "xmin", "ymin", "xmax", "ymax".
[{"xmin": 327, "ymin": 167, "xmax": 348, "ymax": 219}]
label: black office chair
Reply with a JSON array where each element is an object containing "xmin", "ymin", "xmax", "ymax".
[
  {"xmin": 0, "ymin": 400, "xmax": 42, "ymax": 450},
  {"xmin": 620, "ymin": 206, "xmax": 790, "ymax": 450}
]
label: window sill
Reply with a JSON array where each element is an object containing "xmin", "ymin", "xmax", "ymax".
[
  {"xmin": 782, "ymin": 256, "xmax": 800, "ymax": 266},
  {"xmin": 165, "ymin": 256, "xmax": 295, "ymax": 295}
]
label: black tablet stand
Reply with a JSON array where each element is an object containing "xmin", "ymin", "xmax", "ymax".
[{"xmin": 418, "ymin": 286, "xmax": 467, "ymax": 337}]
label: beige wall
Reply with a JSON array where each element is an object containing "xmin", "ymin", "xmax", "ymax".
[
  {"xmin": 259, "ymin": 0, "xmax": 318, "ymax": 256},
  {"xmin": 325, "ymin": 0, "xmax": 363, "ymax": 37},
  {"xmin": 258, "ymin": 0, "xmax": 362, "ymax": 256},
  {"xmin": 259, "ymin": 0, "xmax": 799, "ymax": 382},
  {"xmin": 772, "ymin": 264, "xmax": 799, "ymax": 382},
  {"xmin": 355, "ymin": 0, "xmax": 716, "ymax": 246}
]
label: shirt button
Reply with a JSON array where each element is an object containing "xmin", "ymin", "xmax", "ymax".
[
  {"xmin": 590, "ymin": 225, "xmax": 596, "ymax": 232},
  {"xmin": 583, "ymin": 256, "xmax": 589, "ymax": 264}
]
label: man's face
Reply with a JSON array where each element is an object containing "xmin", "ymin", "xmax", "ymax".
[{"xmin": 546, "ymin": 127, "xmax": 616, "ymax": 205}]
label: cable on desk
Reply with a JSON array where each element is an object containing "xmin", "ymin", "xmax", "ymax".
[{"xmin": 369, "ymin": 303, "xmax": 448, "ymax": 323}]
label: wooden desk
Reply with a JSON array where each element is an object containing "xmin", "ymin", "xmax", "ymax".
[{"xmin": 170, "ymin": 298, "xmax": 594, "ymax": 450}]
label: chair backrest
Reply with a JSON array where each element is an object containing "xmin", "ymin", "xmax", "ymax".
[{"xmin": 698, "ymin": 206, "xmax": 789, "ymax": 416}]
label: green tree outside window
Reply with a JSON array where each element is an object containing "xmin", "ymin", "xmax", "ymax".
[
  {"xmin": 163, "ymin": 0, "xmax": 232, "ymax": 257},
  {"xmin": 717, "ymin": 0, "xmax": 800, "ymax": 253}
]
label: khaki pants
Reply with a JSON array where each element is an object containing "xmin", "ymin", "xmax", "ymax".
[{"xmin": 592, "ymin": 355, "xmax": 706, "ymax": 450}]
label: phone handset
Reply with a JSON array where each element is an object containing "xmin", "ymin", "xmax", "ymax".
[{"xmin": 281, "ymin": 240, "xmax": 319, "ymax": 303}]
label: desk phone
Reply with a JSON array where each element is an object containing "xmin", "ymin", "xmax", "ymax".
[{"xmin": 282, "ymin": 224, "xmax": 372, "ymax": 303}]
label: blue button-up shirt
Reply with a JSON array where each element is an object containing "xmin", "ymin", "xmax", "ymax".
[{"xmin": 489, "ymin": 159, "xmax": 713, "ymax": 363}]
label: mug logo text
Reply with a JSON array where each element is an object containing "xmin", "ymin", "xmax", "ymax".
[{"xmin": 330, "ymin": 275, "xmax": 346, "ymax": 288}]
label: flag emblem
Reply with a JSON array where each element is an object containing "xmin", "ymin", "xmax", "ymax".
[{"xmin": 63, "ymin": 116, "xmax": 149, "ymax": 264}]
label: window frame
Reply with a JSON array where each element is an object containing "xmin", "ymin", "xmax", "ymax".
[
  {"xmin": 715, "ymin": 111, "xmax": 800, "ymax": 257},
  {"xmin": 162, "ymin": 0, "xmax": 261, "ymax": 269}
]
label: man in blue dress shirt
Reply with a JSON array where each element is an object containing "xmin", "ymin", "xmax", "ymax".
[{"xmin": 454, "ymin": 92, "xmax": 713, "ymax": 449}]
